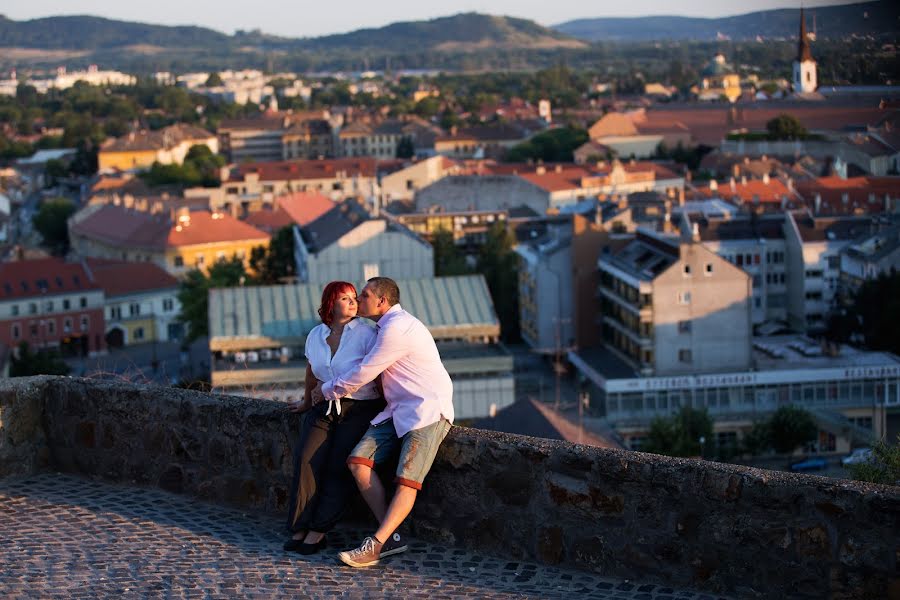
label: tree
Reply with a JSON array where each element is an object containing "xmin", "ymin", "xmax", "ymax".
[
  {"xmin": 177, "ymin": 257, "xmax": 248, "ymax": 342},
  {"xmin": 395, "ymin": 136, "xmax": 415, "ymax": 159},
  {"xmin": 768, "ymin": 405, "xmax": 817, "ymax": 454},
  {"xmin": 432, "ymin": 227, "xmax": 470, "ymax": 276},
  {"xmin": 505, "ymin": 126, "xmax": 588, "ymax": 163},
  {"xmin": 766, "ymin": 114, "xmax": 808, "ymax": 140},
  {"xmin": 476, "ymin": 222, "xmax": 519, "ymax": 341},
  {"xmin": 741, "ymin": 420, "xmax": 772, "ymax": 456},
  {"xmin": 249, "ymin": 226, "xmax": 296, "ymax": 284},
  {"xmin": 205, "ymin": 72, "xmax": 224, "ymax": 87},
  {"xmin": 32, "ymin": 197, "xmax": 77, "ymax": 254},
  {"xmin": 642, "ymin": 406, "xmax": 714, "ymax": 458},
  {"xmin": 827, "ymin": 271, "xmax": 900, "ymax": 356},
  {"xmin": 847, "ymin": 435, "xmax": 900, "ymax": 486},
  {"xmin": 9, "ymin": 342, "xmax": 71, "ymax": 377}
]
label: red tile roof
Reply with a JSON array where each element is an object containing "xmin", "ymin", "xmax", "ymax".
[
  {"xmin": 228, "ymin": 158, "xmax": 377, "ymax": 182},
  {"xmin": 795, "ymin": 175, "xmax": 900, "ymax": 215},
  {"xmin": 692, "ymin": 177, "xmax": 792, "ymax": 204},
  {"xmin": 0, "ymin": 258, "xmax": 100, "ymax": 301},
  {"xmin": 70, "ymin": 205, "xmax": 270, "ymax": 250},
  {"xmin": 242, "ymin": 207, "xmax": 296, "ymax": 233},
  {"xmin": 85, "ymin": 259, "xmax": 178, "ymax": 297},
  {"xmin": 276, "ymin": 191, "xmax": 335, "ymax": 226},
  {"xmin": 100, "ymin": 124, "xmax": 214, "ymax": 153}
]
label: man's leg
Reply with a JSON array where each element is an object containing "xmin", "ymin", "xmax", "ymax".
[
  {"xmin": 373, "ymin": 485, "xmax": 417, "ymax": 544},
  {"xmin": 348, "ymin": 462, "xmax": 387, "ymax": 522}
]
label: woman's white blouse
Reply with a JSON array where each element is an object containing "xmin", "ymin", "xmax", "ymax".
[{"xmin": 305, "ymin": 318, "xmax": 380, "ymax": 403}]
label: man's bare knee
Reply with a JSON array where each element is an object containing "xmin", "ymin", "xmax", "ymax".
[{"xmin": 348, "ymin": 462, "xmax": 372, "ymax": 482}]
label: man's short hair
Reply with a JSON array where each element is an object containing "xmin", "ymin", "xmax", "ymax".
[{"xmin": 367, "ymin": 277, "xmax": 400, "ymax": 306}]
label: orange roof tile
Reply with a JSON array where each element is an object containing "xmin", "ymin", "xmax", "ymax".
[
  {"xmin": 166, "ymin": 211, "xmax": 270, "ymax": 247},
  {"xmin": 228, "ymin": 158, "xmax": 376, "ymax": 183},
  {"xmin": 276, "ymin": 191, "xmax": 335, "ymax": 226},
  {"xmin": 694, "ymin": 178, "xmax": 791, "ymax": 203}
]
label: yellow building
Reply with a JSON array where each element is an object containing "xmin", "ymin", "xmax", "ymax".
[
  {"xmin": 693, "ymin": 54, "xmax": 742, "ymax": 103},
  {"xmin": 69, "ymin": 204, "xmax": 270, "ymax": 278},
  {"xmin": 98, "ymin": 124, "xmax": 219, "ymax": 172}
]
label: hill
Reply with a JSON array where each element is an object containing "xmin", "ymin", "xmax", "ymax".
[{"xmin": 554, "ymin": 1, "xmax": 900, "ymax": 41}]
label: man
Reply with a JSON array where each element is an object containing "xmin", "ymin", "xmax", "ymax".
[{"xmin": 314, "ymin": 277, "xmax": 454, "ymax": 568}]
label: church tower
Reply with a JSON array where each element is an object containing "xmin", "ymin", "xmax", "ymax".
[{"xmin": 792, "ymin": 7, "xmax": 817, "ymax": 94}]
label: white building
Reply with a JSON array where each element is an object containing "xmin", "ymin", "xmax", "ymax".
[
  {"xmin": 792, "ymin": 8, "xmax": 818, "ymax": 95},
  {"xmin": 293, "ymin": 199, "xmax": 433, "ymax": 285}
]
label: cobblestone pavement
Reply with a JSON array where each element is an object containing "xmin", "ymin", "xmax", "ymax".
[{"xmin": 0, "ymin": 474, "xmax": 734, "ymax": 599}]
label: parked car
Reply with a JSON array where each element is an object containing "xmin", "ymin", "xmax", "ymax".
[
  {"xmin": 841, "ymin": 448, "xmax": 873, "ymax": 466},
  {"xmin": 790, "ymin": 457, "xmax": 828, "ymax": 472}
]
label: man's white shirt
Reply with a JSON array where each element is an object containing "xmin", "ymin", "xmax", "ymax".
[{"xmin": 322, "ymin": 304, "xmax": 454, "ymax": 437}]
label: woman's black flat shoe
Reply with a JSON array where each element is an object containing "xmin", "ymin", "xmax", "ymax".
[
  {"xmin": 283, "ymin": 538, "xmax": 306, "ymax": 552},
  {"xmin": 297, "ymin": 537, "xmax": 327, "ymax": 555}
]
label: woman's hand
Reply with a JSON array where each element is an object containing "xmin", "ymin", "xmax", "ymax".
[
  {"xmin": 311, "ymin": 382, "xmax": 326, "ymax": 406},
  {"xmin": 287, "ymin": 397, "xmax": 311, "ymax": 413}
]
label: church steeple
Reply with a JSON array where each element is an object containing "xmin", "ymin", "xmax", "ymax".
[{"xmin": 797, "ymin": 7, "xmax": 813, "ymax": 62}]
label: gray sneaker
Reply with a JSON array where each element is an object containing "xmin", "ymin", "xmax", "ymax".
[
  {"xmin": 338, "ymin": 536, "xmax": 382, "ymax": 568},
  {"xmin": 379, "ymin": 532, "xmax": 408, "ymax": 558}
]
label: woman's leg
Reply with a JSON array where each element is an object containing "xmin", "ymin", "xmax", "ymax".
[
  {"xmin": 285, "ymin": 404, "xmax": 334, "ymax": 537},
  {"xmin": 306, "ymin": 399, "xmax": 386, "ymax": 535}
]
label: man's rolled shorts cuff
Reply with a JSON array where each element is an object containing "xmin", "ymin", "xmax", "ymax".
[
  {"xmin": 347, "ymin": 456, "xmax": 375, "ymax": 468},
  {"xmin": 394, "ymin": 477, "xmax": 423, "ymax": 491}
]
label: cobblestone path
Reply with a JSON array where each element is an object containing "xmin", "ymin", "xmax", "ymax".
[{"xmin": 0, "ymin": 474, "xmax": 733, "ymax": 599}]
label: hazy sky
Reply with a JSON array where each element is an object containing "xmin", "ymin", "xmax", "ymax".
[{"xmin": 3, "ymin": 1, "xmax": 854, "ymax": 37}]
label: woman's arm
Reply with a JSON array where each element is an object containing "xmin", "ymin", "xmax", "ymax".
[{"xmin": 288, "ymin": 363, "xmax": 318, "ymax": 413}]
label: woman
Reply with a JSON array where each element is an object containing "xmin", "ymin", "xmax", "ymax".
[{"xmin": 284, "ymin": 281, "xmax": 384, "ymax": 554}]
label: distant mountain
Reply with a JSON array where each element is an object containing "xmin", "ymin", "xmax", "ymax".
[
  {"xmin": 0, "ymin": 12, "xmax": 584, "ymax": 54},
  {"xmin": 0, "ymin": 14, "xmax": 231, "ymax": 49},
  {"xmin": 554, "ymin": 1, "xmax": 900, "ymax": 41},
  {"xmin": 301, "ymin": 13, "xmax": 586, "ymax": 52}
]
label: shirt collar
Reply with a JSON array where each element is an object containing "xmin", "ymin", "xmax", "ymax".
[
  {"xmin": 322, "ymin": 317, "xmax": 359, "ymax": 339},
  {"xmin": 376, "ymin": 304, "xmax": 403, "ymax": 328}
]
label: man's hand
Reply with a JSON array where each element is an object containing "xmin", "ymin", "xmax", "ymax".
[{"xmin": 311, "ymin": 382, "xmax": 325, "ymax": 406}]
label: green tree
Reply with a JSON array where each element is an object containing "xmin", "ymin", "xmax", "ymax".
[
  {"xmin": 847, "ymin": 436, "xmax": 900, "ymax": 486},
  {"xmin": 642, "ymin": 406, "xmax": 715, "ymax": 458},
  {"xmin": 476, "ymin": 222, "xmax": 519, "ymax": 341},
  {"xmin": 9, "ymin": 342, "xmax": 71, "ymax": 377},
  {"xmin": 177, "ymin": 257, "xmax": 248, "ymax": 342},
  {"xmin": 768, "ymin": 405, "xmax": 817, "ymax": 454},
  {"xmin": 766, "ymin": 114, "xmax": 808, "ymax": 140},
  {"xmin": 741, "ymin": 420, "xmax": 772, "ymax": 456},
  {"xmin": 396, "ymin": 136, "xmax": 415, "ymax": 159},
  {"xmin": 249, "ymin": 226, "xmax": 296, "ymax": 285},
  {"xmin": 432, "ymin": 227, "xmax": 470, "ymax": 276},
  {"xmin": 205, "ymin": 72, "xmax": 224, "ymax": 87},
  {"xmin": 32, "ymin": 197, "xmax": 77, "ymax": 254},
  {"xmin": 828, "ymin": 271, "xmax": 900, "ymax": 356},
  {"xmin": 505, "ymin": 126, "xmax": 588, "ymax": 163}
]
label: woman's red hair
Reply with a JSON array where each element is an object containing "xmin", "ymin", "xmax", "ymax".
[{"xmin": 318, "ymin": 281, "xmax": 357, "ymax": 326}]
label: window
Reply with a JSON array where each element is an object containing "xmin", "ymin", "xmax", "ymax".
[
  {"xmin": 363, "ymin": 263, "xmax": 380, "ymax": 280},
  {"xmin": 63, "ymin": 299, "xmax": 70, "ymax": 310},
  {"xmin": 45, "ymin": 300, "xmax": 53, "ymax": 312},
  {"xmin": 30, "ymin": 323, "xmax": 38, "ymax": 336},
  {"xmin": 47, "ymin": 319, "xmax": 55, "ymax": 335},
  {"xmin": 705, "ymin": 263, "xmax": 713, "ymax": 275},
  {"xmin": 111, "ymin": 306, "xmax": 122, "ymax": 320},
  {"xmin": 215, "ymin": 251, "xmax": 227, "ymax": 261},
  {"xmin": 80, "ymin": 315, "xmax": 89, "ymax": 332},
  {"xmin": 64, "ymin": 318, "xmax": 72, "ymax": 333},
  {"xmin": 11, "ymin": 324, "xmax": 20, "ymax": 340},
  {"xmin": 678, "ymin": 349, "xmax": 692, "ymax": 363},
  {"xmin": 235, "ymin": 249, "xmax": 246, "ymax": 260},
  {"xmin": 28, "ymin": 303, "xmax": 37, "ymax": 315},
  {"xmin": 683, "ymin": 264, "xmax": 692, "ymax": 276},
  {"xmin": 129, "ymin": 303, "xmax": 141, "ymax": 316},
  {"xmin": 11, "ymin": 305, "xmax": 18, "ymax": 316},
  {"xmin": 678, "ymin": 320, "xmax": 692, "ymax": 333},
  {"xmin": 134, "ymin": 327, "xmax": 145, "ymax": 341},
  {"xmin": 80, "ymin": 297, "xmax": 87, "ymax": 308},
  {"xmin": 174, "ymin": 256, "xmax": 184, "ymax": 267},
  {"xmin": 196, "ymin": 255, "xmax": 206, "ymax": 267},
  {"xmin": 677, "ymin": 291, "xmax": 691, "ymax": 305},
  {"xmin": 163, "ymin": 298, "xmax": 174, "ymax": 312},
  {"xmin": 827, "ymin": 256, "xmax": 840, "ymax": 269},
  {"xmin": 736, "ymin": 254, "xmax": 744, "ymax": 266}
]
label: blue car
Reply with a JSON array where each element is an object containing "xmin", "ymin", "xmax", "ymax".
[{"xmin": 790, "ymin": 457, "xmax": 828, "ymax": 472}]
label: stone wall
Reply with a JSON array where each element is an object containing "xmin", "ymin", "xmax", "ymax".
[{"xmin": 1, "ymin": 376, "xmax": 897, "ymax": 599}]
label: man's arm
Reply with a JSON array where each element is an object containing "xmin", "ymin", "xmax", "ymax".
[{"xmin": 322, "ymin": 323, "xmax": 408, "ymax": 401}]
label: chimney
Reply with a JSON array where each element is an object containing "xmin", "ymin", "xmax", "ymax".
[
  {"xmin": 692, "ymin": 222, "xmax": 700, "ymax": 242},
  {"xmin": 554, "ymin": 164, "xmax": 562, "ymax": 173},
  {"xmin": 710, "ymin": 179, "xmax": 718, "ymax": 192},
  {"xmin": 536, "ymin": 166, "xmax": 546, "ymax": 175},
  {"xmin": 815, "ymin": 193, "xmax": 822, "ymax": 214},
  {"xmin": 763, "ymin": 173, "xmax": 770, "ymax": 185},
  {"xmin": 730, "ymin": 177, "xmax": 736, "ymax": 193},
  {"xmin": 741, "ymin": 175, "xmax": 747, "ymax": 186}
]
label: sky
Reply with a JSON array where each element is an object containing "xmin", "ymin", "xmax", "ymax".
[{"xmin": 3, "ymin": 0, "xmax": 855, "ymax": 38}]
